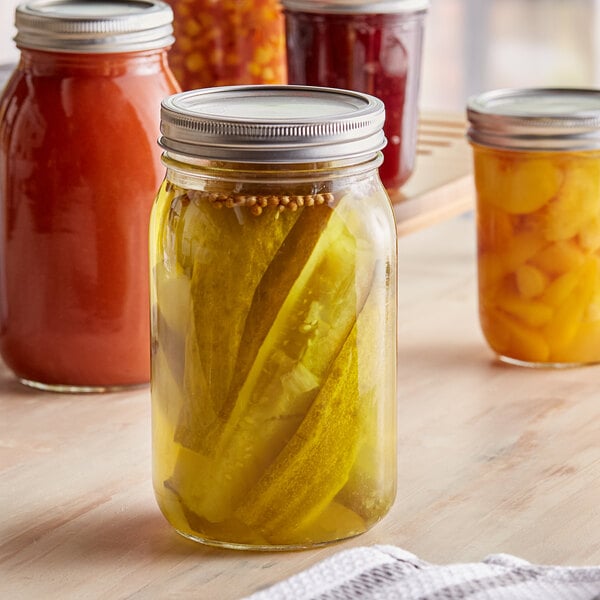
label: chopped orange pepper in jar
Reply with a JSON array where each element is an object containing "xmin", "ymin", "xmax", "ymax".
[
  {"xmin": 165, "ymin": 0, "xmax": 287, "ymax": 89},
  {"xmin": 468, "ymin": 88, "xmax": 600, "ymax": 366}
]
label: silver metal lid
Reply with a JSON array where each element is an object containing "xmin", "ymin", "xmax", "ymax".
[
  {"xmin": 15, "ymin": 0, "xmax": 174, "ymax": 53},
  {"xmin": 281, "ymin": 0, "xmax": 429, "ymax": 14},
  {"xmin": 159, "ymin": 85, "xmax": 387, "ymax": 163},
  {"xmin": 467, "ymin": 88, "xmax": 600, "ymax": 151}
]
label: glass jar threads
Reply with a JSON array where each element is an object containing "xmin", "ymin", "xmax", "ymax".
[
  {"xmin": 165, "ymin": 0, "xmax": 287, "ymax": 90},
  {"xmin": 150, "ymin": 85, "xmax": 398, "ymax": 550},
  {"xmin": 282, "ymin": 0, "xmax": 428, "ymax": 191},
  {"xmin": 468, "ymin": 88, "xmax": 600, "ymax": 367},
  {"xmin": 0, "ymin": 0, "xmax": 179, "ymax": 391}
]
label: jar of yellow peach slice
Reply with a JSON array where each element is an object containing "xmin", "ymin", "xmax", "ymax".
[{"xmin": 468, "ymin": 88, "xmax": 600, "ymax": 367}]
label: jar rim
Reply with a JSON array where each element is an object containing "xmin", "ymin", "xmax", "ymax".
[
  {"xmin": 467, "ymin": 87, "xmax": 600, "ymax": 151},
  {"xmin": 14, "ymin": 0, "xmax": 174, "ymax": 54},
  {"xmin": 159, "ymin": 85, "xmax": 387, "ymax": 164},
  {"xmin": 281, "ymin": 0, "xmax": 429, "ymax": 14}
]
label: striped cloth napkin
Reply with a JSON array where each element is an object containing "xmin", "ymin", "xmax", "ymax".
[{"xmin": 243, "ymin": 545, "xmax": 600, "ymax": 600}]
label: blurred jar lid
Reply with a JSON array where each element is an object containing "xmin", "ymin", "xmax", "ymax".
[
  {"xmin": 14, "ymin": 0, "xmax": 174, "ymax": 53},
  {"xmin": 281, "ymin": 0, "xmax": 429, "ymax": 14},
  {"xmin": 467, "ymin": 87, "xmax": 600, "ymax": 151}
]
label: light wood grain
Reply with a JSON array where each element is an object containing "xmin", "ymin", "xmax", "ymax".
[
  {"xmin": 1, "ymin": 214, "xmax": 599, "ymax": 600},
  {"xmin": 391, "ymin": 113, "xmax": 474, "ymax": 237}
]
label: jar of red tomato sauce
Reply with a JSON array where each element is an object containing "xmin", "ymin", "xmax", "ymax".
[
  {"xmin": 0, "ymin": 0, "xmax": 179, "ymax": 392},
  {"xmin": 282, "ymin": 0, "xmax": 428, "ymax": 191},
  {"xmin": 165, "ymin": 0, "xmax": 287, "ymax": 90}
]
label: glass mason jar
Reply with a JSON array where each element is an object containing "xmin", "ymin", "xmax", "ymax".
[
  {"xmin": 165, "ymin": 0, "xmax": 287, "ymax": 90},
  {"xmin": 0, "ymin": 0, "xmax": 179, "ymax": 391},
  {"xmin": 150, "ymin": 85, "xmax": 398, "ymax": 550},
  {"xmin": 468, "ymin": 88, "xmax": 600, "ymax": 367},
  {"xmin": 282, "ymin": 0, "xmax": 428, "ymax": 191}
]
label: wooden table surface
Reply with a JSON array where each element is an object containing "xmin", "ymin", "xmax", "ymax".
[{"xmin": 2, "ymin": 209, "xmax": 600, "ymax": 599}]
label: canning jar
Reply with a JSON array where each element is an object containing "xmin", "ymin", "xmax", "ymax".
[
  {"xmin": 282, "ymin": 0, "xmax": 428, "ymax": 191},
  {"xmin": 0, "ymin": 0, "xmax": 179, "ymax": 391},
  {"xmin": 150, "ymin": 85, "xmax": 397, "ymax": 550},
  {"xmin": 165, "ymin": 0, "xmax": 287, "ymax": 90},
  {"xmin": 468, "ymin": 88, "xmax": 600, "ymax": 367}
]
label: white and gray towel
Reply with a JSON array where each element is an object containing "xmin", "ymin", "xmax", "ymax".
[{"xmin": 243, "ymin": 545, "xmax": 600, "ymax": 600}]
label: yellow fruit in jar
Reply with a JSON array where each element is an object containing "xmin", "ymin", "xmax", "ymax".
[
  {"xmin": 474, "ymin": 150, "xmax": 562, "ymax": 215},
  {"xmin": 543, "ymin": 257, "xmax": 598, "ymax": 356},
  {"xmin": 495, "ymin": 284, "xmax": 553, "ymax": 328},
  {"xmin": 579, "ymin": 215, "xmax": 600, "ymax": 252},
  {"xmin": 515, "ymin": 264, "xmax": 548, "ymax": 299},
  {"xmin": 530, "ymin": 240, "xmax": 585, "ymax": 276},
  {"xmin": 481, "ymin": 308, "xmax": 550, "ymax": 363},
  {"xmin": 477, "ymin": 201, "xmax": 513, "ymax": 254},
  {"xmin": 544, "ymin": 161, "xmax": 600, "ymax": 242}
]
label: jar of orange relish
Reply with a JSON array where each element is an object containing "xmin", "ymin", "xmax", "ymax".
[
  {"xmin": 468, "ymin": 88, "xmax": 600, "ymax": 367},
  {"xmin": 165, "ymin": 0, "xmax": 287, "ymax": 90},
  {"xmin": 150, "ymin": 85, "xmax": 397, "ymax": 550}
]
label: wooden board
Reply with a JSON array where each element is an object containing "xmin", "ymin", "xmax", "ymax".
[
  {"xmin": 390, "ymin": 112, "xmax": 475, "ymax": 237},
  {"xmin": 2, "ymin": 217, "xmax": 600, "ymax": 600}
]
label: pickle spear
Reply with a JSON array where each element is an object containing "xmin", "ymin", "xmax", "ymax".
[
  {"xmin": 234, "ymin": 322, "xmax": 362, "ymax": 544},
  {"xmin": 174, "ymin": 198, "xmax": 301, "ymax": 449},
  {"xmin": 169, "ymin": 196, "xmax": 376, "ymax": 523}
]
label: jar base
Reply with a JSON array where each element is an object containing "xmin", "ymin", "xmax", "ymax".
[
  {"xmin": 174, "ymin": 528, "xmax": 362, "ymax": 552},
  {"xmin": 498, "ymin": 355, "xmax": 600, "ymax": 369},
  {"xmin": 19, "ymin": 377, "xmax": 148, "ymax": 394}
]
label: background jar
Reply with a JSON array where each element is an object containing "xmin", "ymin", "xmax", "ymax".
[
  {"xmin": 282, "ymin": 0, "xmax": 428, "ymax": 191},
  {"xmin": 165, "ymin": 0, "xmax": 287, "ymax": 90},
  {"xmin": 0, "ymin": 0, "xmax": 179, "ymax": 391},
  {"xmin": 150, "ymin": 85, "xmax": 397, "ymax": 550},
  {"xmin": 468, "ymin": 88, "xmax": 600, "ymax": 367}
]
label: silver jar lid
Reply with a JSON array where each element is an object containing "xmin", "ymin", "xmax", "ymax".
[
  {"xmin": 15, "ymin": 0, "xmax": 174, "ymax": 53},
  {"xmin": 281, "ymin": 0, "xmax": 429, "ymax": 13},
  {"xmin": 159, "ymin": 85, "xmax": 387, "ymax": 163},
  {"xmin": 467, "ymin": 88, "xmax": 600, "ymax": 151}
]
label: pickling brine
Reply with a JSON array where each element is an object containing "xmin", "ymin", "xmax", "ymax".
[{"xmin": 150, "ymin": 86, "xmax": 397, "ymax": 550}]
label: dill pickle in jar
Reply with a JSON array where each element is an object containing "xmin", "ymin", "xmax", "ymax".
[
  {"xmin": 150, "ymin": 86, "xmax": 398, "ymax": 550},
  {"xmin": 468, "ymin": 88, "xmax": 600, "ymax": 367}
]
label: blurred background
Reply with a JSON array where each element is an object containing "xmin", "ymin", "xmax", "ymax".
[{"xmin": 1, "ymin": 0, "xmax": 600, "ymax": 111}]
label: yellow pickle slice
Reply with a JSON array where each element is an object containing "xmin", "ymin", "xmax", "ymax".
[{"xmin": 151, "ymin": 182, "xmax": 394, "ymax": 546}]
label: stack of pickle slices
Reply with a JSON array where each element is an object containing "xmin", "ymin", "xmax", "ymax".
[{"xmin": 151, "ymin": 180, "xmax": 395, "ymax": 548}]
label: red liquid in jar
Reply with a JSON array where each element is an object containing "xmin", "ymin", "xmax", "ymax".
[
  {"xmin": 0, "ymin": 49, "xmax": 179, "ymax": 388},
  {"xmin": 285, "ymin": 10, "xmax": 426, "ymax": 189}
]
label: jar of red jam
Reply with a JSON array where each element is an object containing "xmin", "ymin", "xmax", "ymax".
[
  {"xmin": 0, "ymin": 0, "xmax": 179, "ymax": 391},
  {"xmin": 282, "ymin": 0, "xmax": 428, "ymax": 190},
  {"xmin": 165, "ymin": 0, "xmax": 287, "ymax": 90}
]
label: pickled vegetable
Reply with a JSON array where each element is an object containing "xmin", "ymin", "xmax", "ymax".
[
  {"xmin": 166, "ymin": 0, "xmax": 286, "ymax": 90},
  {"xmin": 474, "ymin": 146, "xmax": 600, "ymax": 364},
  {"xmin": 150, "ymin": 180, "xmax": 396, "ymax": 547}
]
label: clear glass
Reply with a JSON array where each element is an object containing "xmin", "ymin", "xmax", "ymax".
[
  {"xmin": 0, "ymin": 48, "xmax": 179, "ymax": 391},
  {"xmin": 472, "ymin": 144, "xmax": 600, "ymax": 367},
  {"xmin": 165, "ymin": 0, "xmax": 287, "ymax": 90},
  {"xmin": 150, "ymin": 156, "xmax": 397, "ymax": 550},
  {"xmin": 284, "ymin": 8, "xmax": 426, "ymax": 190}
]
